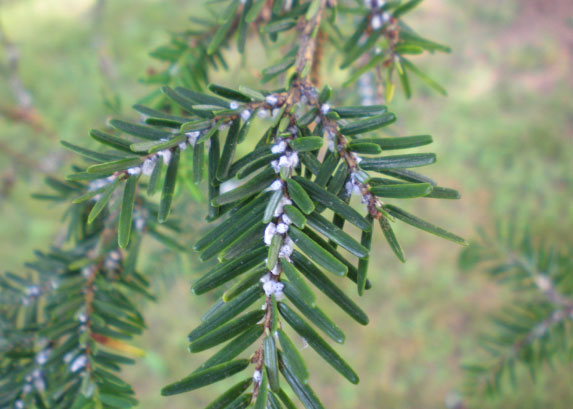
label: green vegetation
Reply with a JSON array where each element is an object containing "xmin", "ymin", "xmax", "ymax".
[{"xmin": 1, "ymin": 0, "xmax": 571, "ymax": 408}]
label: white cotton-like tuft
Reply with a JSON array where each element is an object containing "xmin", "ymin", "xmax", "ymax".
[
  {"xmin": 271, "ymin": 140, "xmax": 287, "ymax": 154},
  {"xmin": 229, "ymin": 101, "xmax": 239, "ymax": 110},
  {"xmin": 382, "ymin": 12, "xmax": 391, "ymax": 23},
  {"xmin": 26, "ymin": 286, "xmax": 40, "ymax": 297},
  {"xmin": 264, "ymin": 223, "xmax": 277, "ymax": 246},
  {"xmin": 263, "ymin": 280, "xmax": 284, "ymax": 296},
  {"xmin": 178, "ymin": 142, "xmax": 188, "ymax": 151},
  {"xmin": 271, "ymin": 264, "xmax": 281, "ymax": 276},
  {"xmin": 159, "ymin": 149, "xmax": 172, "ymax": 165},
  {"xmin": 141, "ymin": 157, "xmax": 157, "ymax": 176},
  {"xmin": 274, "ymin": 197, "xmax": 292, "ymax": 217},
  {"xmin": 81, "ymin": 267, "xmax": 91, "ymax": 278},
  {"xmin": 267, "ymin": 179, "xmax": 283, "ymax": 191},
  {"xmin": 253, "ymin": 370, "xmax": 262, "ymax": 383},
  {"xmin": 15, "ymin": 400, "xmax": 24, "ymax": 409},
  {"xmin": 69, "ymin": 355, "xmax": 88, "ymax": 373},
  {"xmin": 259, "ymin": 273, "xmax": 271, "ymax": 284},
  {"xmin": 271, "ymin": 160, "xmax": 280, "ymax": 173},
  {"xmin": 257, "ymin": 109, "xmax": 269, "ymax": 118},
  {"xmin": 320, "ymin": 104, "xmax": 330, "ymax": 115},
  {"xmin": 276, "ymin": 223, "xmax": 289, "ymax": 234},
  {"xmin": 265, "ymin": 95, "xmax": 278, "ymax": 106},
  {"xmin": 127, "ymin": 167, "xmax": 141, "ymax": 176},
  {"xmin": 78, "ymin": 312, "xmax": 88, "ymax": 323},
  {"xmin": 241, "ymin": 109, "xmax": 251, "ymax": 121},
  {"xmin": 282, "ymin": 213, "xmax": 292, "ymax": 225},
  {"xmin": 186, "ymin": 131, "xmax": 200, "ymax": 146},
  {"xmin": 35, "ymin": 350, "xmax": 49, "ymax": 365},
  {"xmin": 279, "ymin": 239, "xmax": 294, "ymax": 259},
  {"xmin": 371, "ymin": 14, "xmax": 382, "ymax": 30}
]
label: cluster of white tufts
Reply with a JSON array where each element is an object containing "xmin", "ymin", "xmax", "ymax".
[
  {"xmin": 22, "ymin": 369, "xmax": 45, "ymax": 394},
  {"xmin": 87, "ymin": 175, "xmax": 116, "ymax": 201},
  {"xmin": 370, "ymin": 11, "xmax": 392, "ymax": 30},
  {"xmin": 69, "ymin": 354, "xmax": 88, "ymax": 373},
  {"xmin": 345, "ymin": 173, "xmax": 363, "ymax": 196},
  {"xmin": 21, "ymin": 285, "xmax": 42, "ymax": 306},
  {"xmin": 253, "ymin": 369, "xmax": 262, "ymax": 384},
  {"xmin": 104, "ymin": 250, "xmax": 121, "ymax": 271},
  {"xmin": 255, "ymin": 93, "xmax": 283, "ymax": 119},
  {"xmin": 123, "ymin": 129, "xmax": 205, "ymax": 177},
  {"xmin": 35, "ymin": 349, "xmax": 50, "ymax": 366},
  {"xmin": 260, "ymin": 132, "xmax": 304, "ymax": 300},
  {"xmin": 260, "ymin": 274, "xmax": 285, "ymax": 299}
]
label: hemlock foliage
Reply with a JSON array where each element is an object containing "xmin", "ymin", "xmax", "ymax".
[
  {"xmin": 0, "ymin": 1, "xmax": 472, "ymax": 408},
  {"xmin": 460, "ymin": 224, "xmax": 573, "ymax": 397}
]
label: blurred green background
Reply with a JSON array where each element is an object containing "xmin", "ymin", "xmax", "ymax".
[{"xmin": 1, "ymin": 0, "xmax": 571, "ymax": 408}]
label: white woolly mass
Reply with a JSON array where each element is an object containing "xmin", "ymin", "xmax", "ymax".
[
  {"xmin": 253, "ymin": 370, "xmax": 262, "ymax": 383},
  {"xmin": 35, "ymin": 350, "xmax": 49, "ymax": 365},
  {"xmin": 345, "ymin": 179, "xmax": 362, "ymax": 196},
  {"xmin": 271, "ymin": 140, "xmax": 287, "ymax": 154},
  {"xmin": 279, "ymin": 238, "xmax": 294, "ymax": 259},
  {"xmin": 33, "ymin": 370, "xmax": 45, "ymax": 392},
  {"xmin": 276, "ymin": 223, "xmax": 289, "ymax": 234},
  {"xmin": 264, "ymin": 223, "xmax": 277, "ymax": 246},
  {"xmin": 257, "ymin": 109, "xmax": 269, "ymax": 118},
  {"xmin": 263, "ymin": 280, "xmax": 284, "ymax": 297},
  {"xmin": 259, "ymin": 273, "xmax": 271, "ymax": 284},
  {"xmin": 141, "ymin": 157, "xmax": 157, "ymax": 176},
  {"xmin": 78, "ymin": 311, "xmax": 88, "ymax": 323},
  {"xmin": 88, "ymin": 175, "xmax": 116, "ymax": 196},
  {"xmin": 271, "ymin": 264, "xmax": 281, "ymax": 276},
  {"xmin": 320, "ymin": 104, "xmax": 330, "ymax": 115},
  {"xmin": 158, "ymin": 149, "xmax": 172, "ymax": 165},
  {"xmin": 265, "ymin": 95, "xmax": 278, "ymax": 106},
  {"xmin": 26, "ymin": 286, "xmax": 40, "ymax": 297},
  {"xmin": 371, "ymin": 14, "xmax": 382, "ymax": 30},
  {"xmin": 271, "ymin": 160, "xmax": 280, "ymax": 173},
  {"xmin": 178, "ymin": 142, "xmax": 188, "ymax": 151},
  {"xmin": 241, "ymin": 109, "xmax": 251, "ymax": 121},
  {"xmin": 282, "ymin": 213, "xmax": 292, "ymax": 225},
  {"xmin": 127, "ymin": 167, "xmax": 141, "ymax": 176},
  {"xmin": 15, "ymin": 400, "xmax": 24, "ymax": 409},
  {"xmin": 186, "ymin": 131, "xmax": 200, "ymax": 146},
  {"xmin": 81, "ymin": 267, "xmax": 91, "ymax": 278},
  {"xmin": 69, "ymin": 355, "xmax": 87, "ymax": 373},
  {"xmin": 382, "ymin": 12, "xmax": 391, "ymax": 23},
  {"xmin": 267, "ymin": 179, "xmax": 283, "ymax": 191},
  {"xmin": 229, "ymin": 101, "xmax": 239, "ymax": 110},
  {"xmin": 278, "ymin": 152, "xmax": 299, "ymax": 170},
  {"xmin": 274, "ymin": 197, "xmax": 293, "ymax": 217}
]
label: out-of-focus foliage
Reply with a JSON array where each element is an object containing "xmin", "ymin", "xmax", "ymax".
[{"xmin": 460, "ymin": 223, "xmax": 572, "ymax": 398}]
